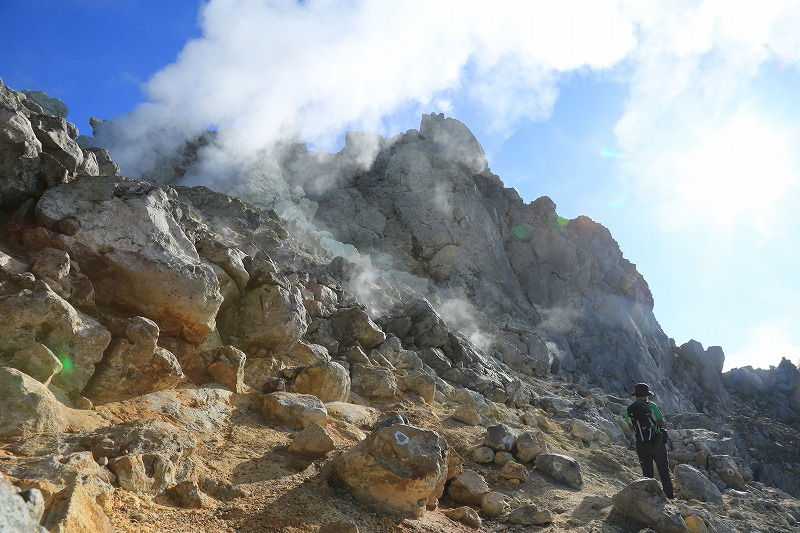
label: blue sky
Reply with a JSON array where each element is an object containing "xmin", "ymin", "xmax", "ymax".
[{"xmin": 2, "ymin": 0, "xmax": 799, "ymax": 371}]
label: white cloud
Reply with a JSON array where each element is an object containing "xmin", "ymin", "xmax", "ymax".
[
  {"xmin": 613, "ymin": 0, "xmax": 800, "ymax": 235},
  {"xmin": 725, "ymin": 321, "xmax": 800, "ymax": 371},
  {"xmin": 654, "ymin": 111, "xmax": 794, "ymax": 235},
  {"xmin": 103, "ymin": 0, "xmax": 637, "ymax": 177}
]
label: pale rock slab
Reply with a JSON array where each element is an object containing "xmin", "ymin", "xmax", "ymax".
[
  {"xmin": 288, "ymin": 422, "xmax": 335, "ymax": 457},
  {"xmin": 332, "ymin": 424, "xmax": 449, "ymax": 517},
  {"xmin": 262, "ymin": 392, "xmax": 328, "ymax": 429},
  {"xmin": 9, "ymin": 343, "xmax": 63, "ymax": 385},
  {"xmin": 612, "ymin": 478, "xmax": 687, "ymax": 533},
  {"xmin": 535, "ymin": 453, "xmax": 583, "ymax": 489},
  {"xmin": 83, "ymin": 316, "xmax": 184, "ymax": 404},
  {"xmin": 0, "ymin": 283, "xmax": 110, "ymax": 396},
  {"xmin": 0, "ymin": 367, "xmax": 67, "ymax": 438},
  {"xmin": 34, "ymin": 176, "xmax": 223, "ymax": 342},
  {"xmin": 674, "ymin": 464, "xmax": 723, "ymax": 507},
  {"xmin": 220, "ymin": 283, "xmax": 308, "ymax": 355},
  {"xmin": 447, "ymin": 469, "xmax": 490, "ymax": 506},
  {"xmin": 290, "ymin": 361, "xmax": 350, "ymax": 403}
]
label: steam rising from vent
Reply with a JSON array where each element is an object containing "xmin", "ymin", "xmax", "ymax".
[
  {"xmin": 433, "ymin": 296, "xmax": 493, "ymax": 353},
  {"xmin": 96, "ymin": 0, "xmax": 636, "ymax": 181}
]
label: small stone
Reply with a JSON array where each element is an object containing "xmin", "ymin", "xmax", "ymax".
[
  {"xmin": 484, "ymin": 424, "xmax": 517, "ymax": 451},
  {"xmin": 452, "ymin": 404, "xmax": 482, "ymax": 425},
  {"xmin": 493, "ymin": 451, "xmax": 514, "ymax": 466},
  {"xmin": 508, "ymin": 504, "xmax": 553, "ymax": 525},
  {"xmin": 167, "ymin": 481, "xmax": 209, "ymax": 509},
  {"xmin": 469, "ymin": 446, "xmax": 494, "ymax": 463},
  {"xmin": 515, "ymin": 430, "xmax": 548, "ymax": 463},
  {"xmin": 75, "ymin": 396, "xmax": 94, "ymax": 410},
  {"xmin": 288, "ymin": 423, "xmax": 335, "ymax": 457},
  {"xmin": 262, "ymin": 392, "xmax": 327, "ymax": 429},
  {"xmin": 481, "ymin": 491, "xmax": 509, "ymax": 519},
  {"xmin": 500, "ymin": 460, "xmax": 529, "ymax": 482},
  {"xmin": 447, "ymin": 469, "xmax": 490, "ymax": 506},
  {"xmin": 443, "ymin": 506, "xmax": 482, "ymax": 529}
]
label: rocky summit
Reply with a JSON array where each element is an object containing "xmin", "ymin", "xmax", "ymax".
[{"xmin": 1, "ymin": 78, "xmax": 799, "ymax": 533}]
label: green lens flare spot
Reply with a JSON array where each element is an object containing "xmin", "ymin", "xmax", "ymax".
[
  {"xmin": 556, "ymin": 216, "xmax": 570, "ymax": 227},
  {"xmin": 58, "ymin": 355, "xmax": 74, "ymax": 373},
  {"xmin": 511, "ymin": 224, "xmax": 532, "ymax": 240}
]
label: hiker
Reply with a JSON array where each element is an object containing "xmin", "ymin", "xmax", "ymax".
[{"xmin": 624, "ymin": 383, "xmax": 674, "ymax": 499}]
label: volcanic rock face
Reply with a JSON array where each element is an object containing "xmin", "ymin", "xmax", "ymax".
[
  {"xmin": 285, "ymin": 112, "xmax": 694, "ymax": 412},
  {"xmin": 1, "ymin": 81, "xmax": 800, "ymax": 531}
]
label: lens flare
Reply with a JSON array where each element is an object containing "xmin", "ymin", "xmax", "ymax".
[
  {"xmin": 600, "ymin": 148, "xmax": 629, "ymax": 160},
  {"xmin": 510, "ymin": 224, "xmax": 533, "ymax": 239},
  {"xmin": 57, "ymin": 353, "xmax": 74, "ymax": 373}
]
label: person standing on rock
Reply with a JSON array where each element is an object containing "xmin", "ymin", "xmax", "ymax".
[{"xmin": 624, "ymin": 383, "xmax": 674, "ymax": 499}]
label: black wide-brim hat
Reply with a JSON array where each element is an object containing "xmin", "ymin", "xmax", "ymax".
[{"xmin": 631, "ymin": 383, "xmax": 654, "ymax": 397}]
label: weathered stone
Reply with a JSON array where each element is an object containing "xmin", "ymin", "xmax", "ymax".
[
  {"xmin": 343, "ymin": 345, "xmax": 371, "ymax": 365},
  {"xmin": 612, "ymin": 478, "xmax": 687, "ymax": 533},
  {"xmin": 514, "ymin": 430, "xmax": 549, "ymax": 463},
  {"xmin": 481, "ymin": 491, "xmax": 509, "ymax": 518},
  {"xmin": 221, "ymin": 283, "xmax": 308, "ymax": 355},
  {"xmin": 500, "ymin": 460, "xmax": 529, "ymax": 482},
  {"xmin": 0, "ymin": 367, "xmax": 66, "ymax": 438},
  {"xmin": 166, "ymin": 481, "xmax": 209, "ymax": 509},
  {"xmin": 30, "ymin": 247, "xmax": 71, "ymax": 297},
  {"xmin": 97, "ymin": 421, "xmax": 196, "ymax": 494},
  {"xmin": 570, "ymin": 418, "xmax": 600, "ymax": 442},
  {"xmin": 207, "ymin": 345, "xmax": 246, "ymax": 393},
  {"xmin": 417, "ymin": 347, "xmax": 452, "ymax": 375},
  {"xmin": 484, "ymin": 423, "xmax": 517, "ymax": 452},
  {"xmin": 535, "ymin": 453, "xmax": 583, "ymax": 489},
  {"xmin": 9, "ymin": 343, "xmax": 63, "ymax": 385},
  {"xmin": 22, "ymin": 90, "xmax": 68, "ymax": 118},
  {"xmin": 288, "ymin": 422, "xmax": 335, "ymax": 457},
  {"xmin": 451, "ymin": 403, "xmax": 482, "ymax": 425},
  {"xmin": 398, "ymin": 370, "xmax": 436, "ymax": 403},
  {"xmin": 263, "ymin": 392, "xmax": 328, "ymax": 429},
  {"xmin": 41, "ymin": 478, "xmax": 113, "ymax": 533},
  {"xmin": 493, "ymin": 451, "xmax": 514, "ymax": 466},
  {"xmin": 83, "ymin": 316, "xmax": 184, "ymax": 404},
  {"xmin": 0, "ymin": 284, "xmax": 110, "ymax": 396},
  {"xmin": 674, "ymin": 464, "xmax": 723, "ymax": 507},
  {"xmin": 34, "ymin": 177, "xmax": 223, "ymax": 342},
  {"xmin": 469, "ymin": 446, "xmax": 494, "ymax": 464},
  {"xmin": 331, "ymin": 308, "xmax": 386, "ymax": 349},
  {"xmin": 508, "ymin": 503, "xmax": 552, "ymax": 525},
  {"xmin": 286, "ymin": 341, "xmax": 331, "ymax": 366},
  {"xmin": 3, "ymin": 451, "xmax": 114, "ymax": 519},
  {"xmin": 447, "ymin": 469, "xmax": 490, "ymax": 506},
  {"xmin": 350, "ymin": 363, "xmax": 397, "ymax": 401},
  {"xmin": 0, "ymin": 473, "xmax": 47, "ymax": 533},
  {"xmin": 325, "ymin": 402, "xmax": 378, "ymax": 427},
  {"xmin": 443, "ymin": 506, "xmax": 482, "ymax": 528},
  {"xmin": 291, "ymin": 361, "xmax": 350, "ymax": 403},
  {"xmin": 708, "ymin": 455, "xmax": 745, "ymax": 491},
  {"xmin": 168, "ymin": 330, "xmax": 222, "ymax": 384},
  {"xmin": 332, "ymin": 424, "xmax": 449, "ymax": 517}
]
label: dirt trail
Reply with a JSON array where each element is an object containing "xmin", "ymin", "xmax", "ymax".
[{"xmin": 99, "ymin": 391, "xmax": 654, "ymax": 533}]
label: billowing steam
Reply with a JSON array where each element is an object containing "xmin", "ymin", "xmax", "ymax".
[{"xmin": 96, "ymin": 0, "xmax": 636, "ymax": 180}]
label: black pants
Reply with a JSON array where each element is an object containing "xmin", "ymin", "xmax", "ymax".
[{"xmin": 635, "ymin": 433, "xmax": 674, "ymax": 499}]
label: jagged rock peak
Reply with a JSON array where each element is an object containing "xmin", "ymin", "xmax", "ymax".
[{"xmin": 418, "ymin": 112, "xmax": 488, "ymax": 174}]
